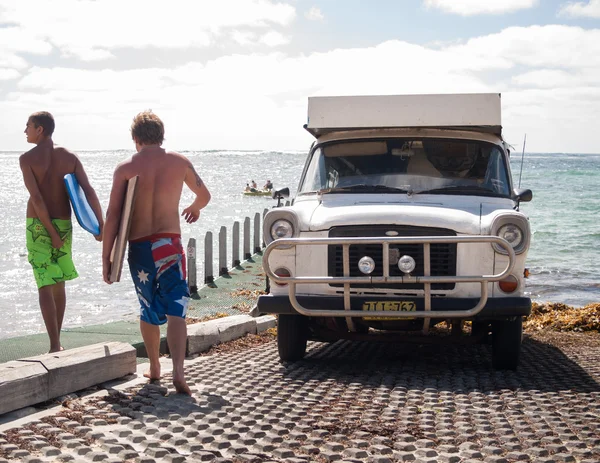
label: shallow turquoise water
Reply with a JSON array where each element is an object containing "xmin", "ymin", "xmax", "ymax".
[
  {"xmin": 515, "ymin": 153, "xmax": 600, "ymax": 307},
  {"xmin": 0, "ymin": 149, "xmax": 597, "ymax": 339}
]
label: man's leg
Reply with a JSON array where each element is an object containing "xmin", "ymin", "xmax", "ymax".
[
  {"xmin": 166, "ymin": 315, "xmax": 191, "ymax": 395},
  {"xmin": 38, "ymin": 284, "xmax": 61, "ymax": 353},
  {"xmin": 140, "ymin": 320, "xmax": 161, "ymax": 380},
  {"xmin": 52, "ymin": 282, "xmax": 66, "ymax": 333}
]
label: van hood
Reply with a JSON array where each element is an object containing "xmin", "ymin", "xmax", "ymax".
[{"xmin": 293, "ymin": 195, "xmax": 515, "ymax": 235}]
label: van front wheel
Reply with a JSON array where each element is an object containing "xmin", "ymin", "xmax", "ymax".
[
  {"xmin": 277, "ymin": 314, "xmax": 309, "ymax": 361},
  {"xmin": 491, "ymin": 317, "xmax": 523, "ymax": 370}
]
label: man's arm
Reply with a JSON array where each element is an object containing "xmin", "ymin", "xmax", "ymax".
[
  {"xmin": 74, "ymin": 157, "xmax": 104, "ymax": 241},
  {"xmin": 19, "ymin": 155, "xmax": 64, "ymax": 249},
  {"xmin": 102, "ymin": 166, "xmax": 128, "ymax": 284},
  {"xmin": 182, "ymin": 162, "xmax": 211, "ymax": 224}
]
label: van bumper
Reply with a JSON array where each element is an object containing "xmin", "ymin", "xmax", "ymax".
[{"xmin": 256, "ymin": 295, "xmax": 531, "ymax": 319}]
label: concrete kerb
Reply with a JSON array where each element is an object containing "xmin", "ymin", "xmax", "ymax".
[
  {"xmin": 0, "ymin": 314, "xmax": 276, "ymax": 420},
  {"xmin": 187, "ymin": 314, "xmax": 276, "ymax": 355}
]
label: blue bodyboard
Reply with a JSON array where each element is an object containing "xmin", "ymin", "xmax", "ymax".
[{"xmin": 64, "ymin": 173, "xmax": 100, "ymax": 236}]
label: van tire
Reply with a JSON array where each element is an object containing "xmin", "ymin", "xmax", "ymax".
[
  {"xmin": 278, "ymin": 314, "xmax": 308, "ymax": 361},
  {"xmin": 491, "ymin": 317, "xmax": 523, "ymax": 370},
  {"xmin": 472, "ymin": 321, "xmax": 491, "ymax": 342}
]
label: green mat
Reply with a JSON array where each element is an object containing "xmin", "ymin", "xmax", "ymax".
[{"xmin": 0, "ymin": 254, "xmax": 266, "ymax": 363}]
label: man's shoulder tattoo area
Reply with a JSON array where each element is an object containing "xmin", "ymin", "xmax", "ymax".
[{"xmin": 190, "ymin": 166, "xmax": 203, "ymax": 187}]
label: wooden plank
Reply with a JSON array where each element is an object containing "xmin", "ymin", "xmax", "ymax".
[
  {"xmin": 110, "ymin": 176, "xmax": 139, "ymax": 283},
  {"xmin": 23, "ymin": 342, "xmax": 137, "ymax": 399},
  {"xmin": 0, "ymin": 361, "xmax": 48, "ymax": 415}
]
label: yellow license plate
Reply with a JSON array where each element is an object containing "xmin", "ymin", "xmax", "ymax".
[{"xmin": 362, "ymin": 301, "xmax": 416, "ymax": 320}]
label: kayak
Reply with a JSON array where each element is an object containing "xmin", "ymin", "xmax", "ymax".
[{"xmin": 243, "ymin": 190, "xmax": 272, "ymax": 196}]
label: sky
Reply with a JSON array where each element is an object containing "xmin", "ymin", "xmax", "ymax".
[{"xmin": 1, "ymin": 0, "xmax": 599, "ymax": 153}]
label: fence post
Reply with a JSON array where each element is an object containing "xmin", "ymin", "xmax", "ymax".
[
  {"xmin": 219, "ymin": 226, "xmax": 228, "ymax": 276},
  {"xmin": 204, "ymin": 231, "xmax": 214, "ymax": 285},
  {"xmin": 243, "ymin": 217, "xmax": 251, "ymax": 260},
  {"xmin": 262, "ymin": 208, "xmax": 268, "ymax": 249},
  {"xmin": 232, "ymin": 221, "xmax": 240, "ymax": 268},
  {"xmin": 187, "ymin": 238, "xmax": 197, "ymax": 295},
  {"xmin": 254, "ymin": 212, "xmax": 261, "ymax": 253}
]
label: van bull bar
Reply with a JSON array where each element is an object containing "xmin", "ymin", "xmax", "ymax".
[{"xmin": 262, "ymin": 235, "xmax": 516, "ymax": 319}]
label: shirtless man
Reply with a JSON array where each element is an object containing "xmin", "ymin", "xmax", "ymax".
[
  {"xmin": 102, "ymin": 111, "xmax": 211, "ymax": 395},
  {"xmin": 20, "ymin": 111, "xmax": 104, "ymax": 353}
]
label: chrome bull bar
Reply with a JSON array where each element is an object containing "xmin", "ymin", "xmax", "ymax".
[{"xmin": 263, "ymin": 236, "xmax": 515, "ymax": 323}]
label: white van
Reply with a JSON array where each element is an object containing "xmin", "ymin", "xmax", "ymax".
[{"xmin": 257, "ymin": 93, "xmax": 533, "ymax": 370}]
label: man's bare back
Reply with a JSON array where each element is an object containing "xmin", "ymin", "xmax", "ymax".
[
  {"xmin": 107, "ymin": 146, "xmax": 205, "ymax": 241},
  {"xmin": 20, "ymin": 137, "xmax": 103, "ymax": 248},
  {"xmin": 21, "ymin": 142, "xmax": 78, "ymax": 220}
]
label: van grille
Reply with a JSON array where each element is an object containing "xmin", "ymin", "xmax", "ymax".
[{"xmin": 328, "ymin": 225, "xmax": 457, "ymax": 290}]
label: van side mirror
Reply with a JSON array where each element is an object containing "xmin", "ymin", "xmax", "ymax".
[
  {"xmin": 272, "ymin": 187, "xmax": 290, "ymax": 208},
  {"xmin": 513, "ymin": 188, "xmax": 532, "ymax": 202},
  {"xmin": 272, "ymin": 187, "xmax": 289, "ymax": 200}
]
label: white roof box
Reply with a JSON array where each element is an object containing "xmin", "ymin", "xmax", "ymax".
[{"xmin": 305, "ymin": 93, "xmax": 502, "ymax": 138}]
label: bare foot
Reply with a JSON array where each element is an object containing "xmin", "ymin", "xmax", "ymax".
[
  {"xmin": 173, "ymin": 377, "xmax": 191, "ymax": 395},
  {"xmin": 143, "ymin": 363, "xmax": 161, "ymax": 380},
  {"xmin": 48, "ymin": 346, "xmax": 64, "ymax": 353}
]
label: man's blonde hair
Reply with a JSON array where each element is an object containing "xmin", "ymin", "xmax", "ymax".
[{"xmin": 131, "ymin": 110, "xmax": 164, "ymax": 145}]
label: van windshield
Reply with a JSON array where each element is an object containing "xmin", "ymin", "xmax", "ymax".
[{"xmin": 297, "ymin": 138, "xmax": 511, "ymax": 197}]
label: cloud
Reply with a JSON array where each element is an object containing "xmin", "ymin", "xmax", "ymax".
[
  {"xmin": 305, "ymin": 7, "xmax": 324, "ymax": 21},
  {"xmin": 559, "ymin": 0, "xmax": 600, "ymax": 18},
  {"xmin": 3, "ymin": 23, "xmax": 600, "ymax": 153},
  {"xmin": 0, "ymin": 51, "xmax": 28, "ymax": 70},
  {"xmin": 511, "ymin": 69, "xmax": 600, "ymax": 88},
  {"xmin": 0, "ymin": 0, "xmax": 296, "ymax": 61},
  {"xmin": 448, "ymin": 25, "xmax": 600, "ymax": 69},
  {"xmin": 259, "ymin": 31, "xmax": 291, "ymax": 47},
  {"xmin": 423, "ymin": 0, "xmax": 538, "ymax": 16},
  {"xmin": 0, "ymin": 68, "xmax": 20, "ymax": 80},
  {"xmin": 232, "ymin": 30, "xmax": 257, "ymax": 46},
  {"xmin": 0, "ymin": 26, "xmax": 52, "ymax": 71},
  {"xmin": 59, "ymin": 47, "xmax": 115, "ymax": 62},
  {"xmin": 0, "ymin": 27, "xmax": 52, "ymax": 55}
]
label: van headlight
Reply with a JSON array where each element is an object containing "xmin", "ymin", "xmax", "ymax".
[
  {"xmin": 498, "ymin": 224, "xmax": 524, "ymax": 249},
  {"xmin": 263, "ymin": 209, "xmax": 300, "ymax": 245},
  {"xmin": 491, "ymin": 214, "xmax": 530, "ymax": 255},
  {"xmin": 271, "ymin": 219, "xmax": 294, "ymax": 240}
]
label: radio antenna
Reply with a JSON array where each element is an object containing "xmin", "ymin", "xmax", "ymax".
[{"xmin": 518, "ymin": 134, "xmax": 526, "ymax": 188}]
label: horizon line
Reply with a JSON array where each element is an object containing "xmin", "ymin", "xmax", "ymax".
[{"xmin": 2, "ymin": 149, "xmax": 600, "ymax": 156}]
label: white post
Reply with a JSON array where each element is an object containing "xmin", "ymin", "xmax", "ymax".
[
  {"xmin": 262, "ymin": 208, "xmax": 268, "ymax": 248},
  {"xmin": 187, "ymin": 238, "xmax": 197, "ymax": 295},
  {"xmin": 243, "ymin": 217, "xmax": 251, "ymax": 260},
  {"xmin": 254, "ymin": 212, "xmax": 261, "ymax": 253},
  {"xmin": 219, "ymin": 226, "xmax": 228, "ymax": 276},
  {"xmin": 204, "ymin": 231, "xmax": 214, "ymax": 284},
  {"xmin": 232, "ymin": 221, "xmax": 240, "ymax": 268}
]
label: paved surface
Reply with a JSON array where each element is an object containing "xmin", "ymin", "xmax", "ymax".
[{"xmin": 1, "ymin": 332, "xmax": 599, "ymax": 462}]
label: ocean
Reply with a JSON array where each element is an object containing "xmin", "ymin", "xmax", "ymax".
[{"xmin": 0, "ymin": 150, "xmax": 598, "ymax": 340}]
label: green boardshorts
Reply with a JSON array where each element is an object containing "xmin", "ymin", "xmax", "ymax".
[{"xmin": 26, "ymin": 218, "xmax": 79, "ymax": 289}]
